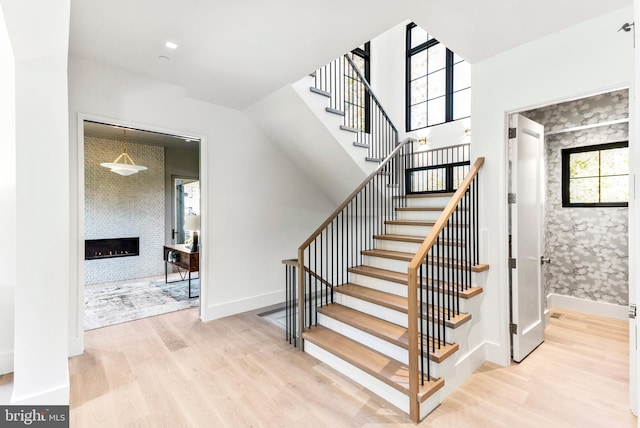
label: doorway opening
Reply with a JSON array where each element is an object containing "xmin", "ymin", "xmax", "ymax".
[
  {"xmin": 508, "ymin": 88, "xmax": 630, "ymax": 361},
  {"xmin": 81, "ymin": 120, "xmax": 202, "ymax": 330}
]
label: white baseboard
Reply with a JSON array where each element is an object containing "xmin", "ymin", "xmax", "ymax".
[
  {"xmin": 0, "ymin": 351, "xmax": 13, "ymax": 375},
  {"xmin": 548, "ymin": 294, "xmax": 627, "ymax": 320},
  {"xmin": 202, "ymin": 290, "xmax": 283, "ymax": 322},
  {"xmin": 10, "ymin": 383, "xmax": 69, "ymax": 405},
  {"xmin": 68, "ymin": 336, "xmax": 84, "ymax": 358}
]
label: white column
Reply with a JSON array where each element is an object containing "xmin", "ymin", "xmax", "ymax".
[{"xmin": 0, "ymin": 0, "xmax": 71, "ymax": 405}]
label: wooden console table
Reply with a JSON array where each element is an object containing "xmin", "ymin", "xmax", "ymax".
[{"xmin": 163, "ymin": 244, "xmax": 199, "ymax": 298}]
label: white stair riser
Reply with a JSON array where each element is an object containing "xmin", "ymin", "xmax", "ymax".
[
  {"xmin": 373, "ymin": 239, "xmax": 468, "ymax": 255},
  {"xmin": 396, "ymin": 210, "xmax": 443, "ymax": 221},
  {"xmin": 317, "ymin": 313, "xmax": 408, "ymax": 364},
  {"xmin": 336, "ymin": 293, "xmax": 407, "ymax": 327},
  {"xmin": 406, "ymin": 196, "xmax": 452, "ymax": 208},
  {"xmin": 335, "ymin": 292, "xmax": 460, "ymax": 342},
  {"xmin": 304, "ymin": 341, "xmax": 410, "ymax": 413},
  {"xmin": 348, "ymin": 273, "xmax": 407, "ymax": 297},
  {"xmin": 386, "ymin": 224, "xmax": 434, "ymax": 236},
  {"xmin": 316, "ymin": 315, "xmax": 456, "ymax": 379},
  {"xmin": 374, "ymin": 239, "xmax": 423, "ymax": 253},
  {"xmin": 420, "ymin": 389, "xmax": 442, "ymax": 419},
  {"xmin": 361, "ymin": 255, "xmax": 477, "ymax": 280}
]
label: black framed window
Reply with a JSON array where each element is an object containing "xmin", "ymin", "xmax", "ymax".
[
  {"xmin": 406, "ymin": 23, "xmax": 470, "ymax": 131},
  {"xmin": 346, "ymin": 42, "xmax": 371, "ymax": 133},
  {"xmin": 562, "ymin": 142, "xmax": 629, "ymax": 207}
]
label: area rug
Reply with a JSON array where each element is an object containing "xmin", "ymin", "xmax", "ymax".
[{"xmin": 84, "ymin": 276, "xmax": 199, "ymax": 330}]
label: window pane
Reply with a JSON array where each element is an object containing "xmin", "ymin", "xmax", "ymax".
[
  {"xmin": 410, "ymin": 103, "xmax": 427, "ymax": 129},
  {"xmin": 350, "ymin": 54, "xmax": 365, "ymax": 75},
  {"xmin": 569, "ymin": 177, "xmax": 599, "ymax": 203},
  {"xmin": 600, "ymin": 147, "xmax": 629, "ymax": 176},
  {"xmin": 570, "ymin": 151, "xmax": 599, "ymax": 178},
  {"xmin": 411, "ymin": 50, "xmax": 428, "ymax": 79},
  {"xmin": 411, "ymin": 26, "xmax": 430, "ymax": 49},
  {"xmin": 453, "ymin": 88, "xmax": 471, "ymax": 120},
  {"xmin": 427, "ymin": 97, "xmax": 445, "ymax": 126},
  {"xmin": 411, "ymin": 76, "xmax": 427, "ymax": 104},
  {"xmin": 427, "ymin": 44, "xmax": 446, "ymax": 73},
  {"xmin": 453, "ymin": 52, "xmax": 465, "ymax": 64},
  {"xmin": 453, "ymin": 61, "xmax": 471, "ymax": 91},
  {"xmin": 601, "ymin": 176, "xmax": 628, "ymax": 203},
  {"xmin": 427, "ymin": 69, "xmax": 446, "ymax": 99}
]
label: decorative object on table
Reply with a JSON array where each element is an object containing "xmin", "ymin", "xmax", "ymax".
[
  {"xmin": 100, "ymin": 128, "xmax": 148, "ymax": 176},
  {"xmin": 184, "ymin": 214, "xmax": 200, "ymax": 252}
]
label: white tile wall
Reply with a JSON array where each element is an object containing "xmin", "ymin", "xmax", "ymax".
[{"xmin": 85, "ymin": 137, "xmax": 165, "ymax": 284}]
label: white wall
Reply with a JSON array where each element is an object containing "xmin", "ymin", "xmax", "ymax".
[
  {"xmin": 0, "ymin": 0, "xmax": 71, "ymax": 405},
  {"xmin": 68, "ymin": 57, "xmax": 336, "ymax": 353},
  {"xmin": 0, "ymin": 2, "xmax": 15, "ymax": 378},
  {"xmin": 471, "ymin": 6, "xmax": 635, "ymax": 365}
]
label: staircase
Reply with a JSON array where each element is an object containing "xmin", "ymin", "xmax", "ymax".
[
  {"xmin": 303, "ymin": 191, "xmax": 487, "ymax": 419},
  {"xmin": 283, "ymin": 139, "xmax": 486, "ymax": 422},
  {"xmin": 278, "ymin": 52, "xmax": 487, "ymax": 422}
]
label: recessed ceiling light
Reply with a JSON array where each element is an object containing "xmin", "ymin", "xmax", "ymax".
[{"xmin": 165, "ymin": 41, "xmax": 178, "ymax": 49}]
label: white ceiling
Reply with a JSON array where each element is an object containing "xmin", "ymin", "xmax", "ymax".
[{"xmin": 69, "ymin": 0, "xmax": 632, "ymax": 110}]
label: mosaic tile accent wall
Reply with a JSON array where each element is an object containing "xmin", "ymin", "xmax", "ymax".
[
  {"xmin": 522, "ymin": 90, "xmax": 629, "ymax": 306},
  {"xmin": 85, "ymin": 137, "xmax": 165, "ymax": 285}
]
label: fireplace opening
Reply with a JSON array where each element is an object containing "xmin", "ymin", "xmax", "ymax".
[{"xmin": 85, "ymin": 237, "xmax": 140, "ymax": 260}]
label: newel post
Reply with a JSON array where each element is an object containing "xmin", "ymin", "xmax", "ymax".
[
  {"xmin": 407, "ymin": 266, "xmax": 420, "ymax": 422},
  {"xmin": 297, "ymin": 248, "xmax": 305, "ymax": 351}
]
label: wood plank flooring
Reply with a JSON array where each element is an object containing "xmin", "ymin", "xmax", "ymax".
[{"xmin": 68, "ymin": 306, "xmax": 636, "ymax": 427}]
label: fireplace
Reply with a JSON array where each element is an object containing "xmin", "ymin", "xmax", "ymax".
[{"xmin": 85, "ymin": 237, "xmax": 140, "ymax": 260}]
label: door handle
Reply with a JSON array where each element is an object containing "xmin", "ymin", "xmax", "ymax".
[{"xmin": 540, "ymin": 256, "xmax": 551, "ymax": 265}]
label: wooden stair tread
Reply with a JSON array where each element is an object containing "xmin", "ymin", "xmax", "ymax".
[
  {"xmin": 374, "ymin": 234, "xmax": 466, "ymax": 248},
  {"xmin": 338, "ymin": 283, "xmax": 408, "ymax": 313},
  {"xmin": 385, "ymin": 220, "xmax": 436, "ymax": 226},
  {"xmin": 336, "ymin": 282, "xmax": 472, "ymax": 329},
  {"xmin": 349, "ymin": 265, "xmax": 408, "ymax": 284},
  {"xmin": 395, "ymin": 207, "xmax": 444, "ymax": 212},
  {"xmin": 374, "ymin": 234, "xmax": 426, "ymax": 243},
  {"xmin": 318, "ymin": 304, "xmax": 459, "ymax": 363},
  {"xmin": 395, "ymin": 192, "xmax": 455, "ymax": 199},
  {"xmin": 360, "ymin": 250, "xmax": 490, "ymax": 273},
  {"xmin": 303, "ymin": 325, "xmax": 444, "ymax": 400},
  {"xmin": 345, "ymin": 267, "xmax": 482, "ymax": 300}
]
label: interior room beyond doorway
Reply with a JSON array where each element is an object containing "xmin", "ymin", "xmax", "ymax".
[{"xmin": 82, "ymin": 121, "xmax": 201, "ymax": 330}]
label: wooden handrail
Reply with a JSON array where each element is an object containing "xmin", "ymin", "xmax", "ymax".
[
  {"xmin": 281, "ymin": 258, "xmax": 300, "ymax": 267},
  {"xmin": 298, "ymin": 138, "xmax": 414, "ymax": 251},
  {"xmin": 406, "ymin": 156, "xmax": 484, "ymax": 422}
]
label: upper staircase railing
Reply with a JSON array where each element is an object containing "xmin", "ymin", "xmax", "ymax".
[
  {"xmin": 406, "ymin": 157, "xmax": 484, "ymax": 421},
  {"xmin": 295, "ymin": 138, "xmax": 414, "ymax": 337},
  {"xmin": 313, "ymin": 54, "xmax": 399, "ymax": 161}
]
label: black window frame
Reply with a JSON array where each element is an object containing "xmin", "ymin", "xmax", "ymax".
[
  {"xmin": 348, "ymin": 42, "xmax": 371, "ymax": 133},
  {"xmin": 561, "ymin": 141, "xmax": 629, "ymax": 208},
  {"xmin": 405, "ymin": 22, "xmax": 470, "ymax": 131}
]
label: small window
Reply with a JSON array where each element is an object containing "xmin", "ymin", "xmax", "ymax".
[{"xmin": 562, "ymin": 142, "xmax": 629, "ymax": 207}]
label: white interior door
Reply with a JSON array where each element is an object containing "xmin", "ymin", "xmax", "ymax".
[{"xmin": 509, "ymin": 114, "xmax": 545, "ymax": 362}]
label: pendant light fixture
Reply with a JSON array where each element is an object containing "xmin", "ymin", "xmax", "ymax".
[{"xmin": 100, "ymin": 129, "xmax": 148, "ymax": 176}]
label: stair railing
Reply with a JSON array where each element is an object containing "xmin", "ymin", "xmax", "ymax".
[
  {"xmin": 286, "ymin": 138, "xmax": 415, "ymax": 348},
  {"xmin": 313, "ymin": 54, "xmax": 399, "ymax": 161},
  {"xmin": 406, "ymin": 157, "xmax": 484, "ymax": 422}
]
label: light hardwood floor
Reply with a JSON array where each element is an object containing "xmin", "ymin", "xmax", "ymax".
[{"xmin": 68, "ymin": 307, "xmax": 636, "ymax": 427}]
